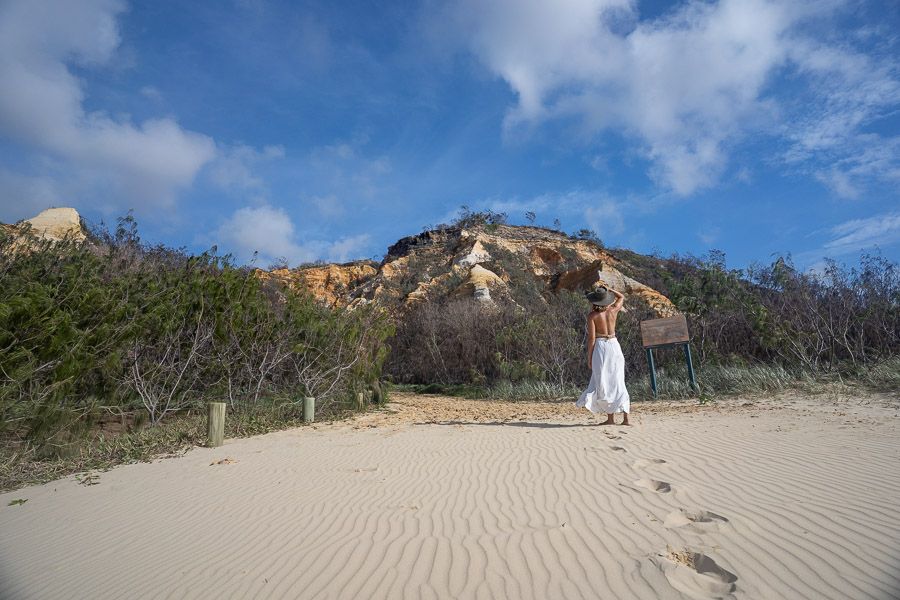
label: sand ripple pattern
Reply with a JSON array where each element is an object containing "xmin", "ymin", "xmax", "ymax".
[{"xmin": 1, "ymin": 394, "xmax": 899, "ymax": 599}]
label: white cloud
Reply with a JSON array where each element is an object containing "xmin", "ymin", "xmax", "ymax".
[
  {"xmin": 216, "ymin": 204, "xmax": 371, "ymax": 266},
  {"xmin": 209, "ymin": 144, "xmax": 285, "ymax": 193},
  {"xmin": 815, "ymin": 169, "xmax": 859, "ymax": 200},
  {"xmin": 0, "ymin": 0, "xmax": 216, "ymax": 211},
  {"xmin": 781, "ymin": 36, "xmax": 900, "ymax": 198},
  {"xmin": 440, "ymin": 0, "xmax": 899, "ymax": 197},
  {"xmin": 811, "ymin": 136, "xmax": 900, "ymax": 199},
  {"xmin": 326, "ymin": 233, "xmax": 371, "ymax": 263},
  {"xmin": 824, "ymin": 212, "xmax": 900, "ymax": 255},
  {"xmin": 216, "ymin": 204, "xmax": 304, "ymax": 265}
]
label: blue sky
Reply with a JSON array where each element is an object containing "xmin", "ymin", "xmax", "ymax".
[{"xmin": 0, "ymin": 0, "xmax": 898, "ymax": 271}]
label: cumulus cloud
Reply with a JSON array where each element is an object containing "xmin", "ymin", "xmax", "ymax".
[
  {"xmin": 0, "ymin": 0, "xmax": 216, "ymax": 211},
  {"xmin": 439, "ymin": 0, "xmax": 899, "ymax": 196},
  {"xmin": 216, "ymin": 204, "xmax": 371, "ymax": 266},
  {"xmin": 217, "ymin": 204, "xmax": 304, "ymax": 265}
]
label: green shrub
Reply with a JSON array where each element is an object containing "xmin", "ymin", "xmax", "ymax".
[{"xmin": 0, "ymin": 216, "xmax": 392, "ymax": 456}]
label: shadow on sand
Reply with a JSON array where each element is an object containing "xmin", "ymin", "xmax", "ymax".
[{"xmin": 414, "ymin": 420, "xmax": 600, "ymax": 429}]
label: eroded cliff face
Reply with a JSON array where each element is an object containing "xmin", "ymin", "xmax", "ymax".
[
  {"xmin": 1, "ymin": 207, "xmax": 88, "ymax": 248},
  {"xmin": 3, "ymin": 208, "xmax": 675, "ymax": 316},
  {"xmin": 268, "ymin": 223, "xmax": 676, "ymax": 316},
  {"xmin": 257, "ymin": 262, "xmax": 378, "ymax": 307}
]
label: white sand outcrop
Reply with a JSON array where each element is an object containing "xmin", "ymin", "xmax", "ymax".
[{"xmin": 23, "ymin": 207, "xmax": 86, "ymax": 242}]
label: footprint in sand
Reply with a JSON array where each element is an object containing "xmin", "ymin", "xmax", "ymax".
[
  {"xmin": 633, "ymin": 478, "xmax": 671, "ymax": 493},
  {"xmin": 610, "ymin": 446, "xmax": 627, "ymax": 452},
  {"xmin": 655, "ymin": 547, "xmax": 738, "ymax": 599},
  {"xmin": 632, "ymin": 458, "xmax": 666, "ymax": 469},
  {"xmin": 604, "ymin": 434, "xmax": 623, "ymax": 440},
  {"xmin": 664, "ymin": 509, "xmax": 729, "ymax": 533}
]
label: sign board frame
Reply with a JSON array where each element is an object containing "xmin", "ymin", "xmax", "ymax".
[
  {"xmin": 640, "ymin": 314, "xmax": 690, "ymax": 348},
  {"xmin": 639, "ymin": 314, "xmax": 698, "ymax": 398}
]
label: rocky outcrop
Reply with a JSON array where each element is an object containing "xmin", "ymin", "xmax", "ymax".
[
  {"xmin": 267, "ymin": 222, "xmax": 676, "ymax": 316},
  {"xmin": 554, "ymin": 260, "xmax": 675, "ymax": 316},
  {"xmin": 23, "ymin": 208, "xmax": 87, "ymax": 242},
  {"xmin": 258, "ymin": 261, "xmax": 378, "ymax": 307},
  {"xmin": 451, "ymin": 264, "xmax": 505, "ymax": 303},
  {"xmin": 454, "ymin": 239, "xmax": 491, "ymax": 268},
  {"xmin": 1, "ymin": 207, "xmax": 88, "ymax": 247},
  {"xmin": 4, "ymin": 208, "xmax": 676, "ymax": 316}
]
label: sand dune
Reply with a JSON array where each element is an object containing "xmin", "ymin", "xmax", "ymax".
[{"xmin": 1, "ymin": 392, "xmax": 898, "ymax": 599}]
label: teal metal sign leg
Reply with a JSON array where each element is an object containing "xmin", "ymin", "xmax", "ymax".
[
  {"xmin": 683, "ymin": 343, "xmax": 697, "ymax": 392},
  {"xmin": 646, "ymin": 348, "xmax": 658, "ymax": 398}
]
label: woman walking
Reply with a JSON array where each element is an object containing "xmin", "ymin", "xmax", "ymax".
[{"xmin": 576, "ymin": 284, "xmax": 630, "ymax": 425}]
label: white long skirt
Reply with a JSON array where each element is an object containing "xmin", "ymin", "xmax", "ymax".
[{"xmin": 576, "ymin": 338, "xmax": 630, "ymax": 414}]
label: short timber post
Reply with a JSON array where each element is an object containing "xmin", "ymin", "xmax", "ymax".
[
  {"xmin": 207, "ymin": 402, "xmax": 226, "ymax": 448},
  {"xmin": 371, "ymin": 380, "xmax": 382, "ymax": 404},
  {"xmin": 646, "ymin": 348, "xmax": 658, "ymax": 399},
  {"xmin": 356, "ymin": 392, "xmax": 365, "ymax": 411},
  {"xmin": 303, "ymin": 396, "xmax": 315, "ymax": 423},
  {"xmin": 684, "ymin": 343, "xmax": 698, "ymax": 392}
]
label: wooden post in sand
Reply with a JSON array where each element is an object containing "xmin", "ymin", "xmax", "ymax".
[
  {"xmin": 356, "ymin": 392, "xmax": 365, "ymax": 411},
  {"xmin": 207, "ymin": 402, "xmax": 226, "ymax": 447},
  {"xmin": 303, "ymin": 397, "xmax": 315, "ymax": 423}
]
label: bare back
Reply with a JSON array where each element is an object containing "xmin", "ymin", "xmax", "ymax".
[
  {"xmin": 588, "ymin": 305, "xmax": 620, "ymax": 337},
  {"xmin": 584, "ymin": 287, "xmax": 625, "ymax": 371}
]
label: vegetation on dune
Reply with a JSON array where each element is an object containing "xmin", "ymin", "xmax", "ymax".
[
  {"xmin": 387, "ymin": 247, "xmax": 899, "ymax": 400},
  {"xmin": 1, "ymin": 207, "xmax": 898, "ymax": 490},
  {"xmin": 395, "ymin": 358, "xmax": 900, "ymax": 403},
  {"xmin": 0, "ymin": 216, "xmax": 392, "ymax": 489}
]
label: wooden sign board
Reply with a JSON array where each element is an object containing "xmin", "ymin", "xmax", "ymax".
[{"xmin": 641, "ymin": 314, "xmax": 690, "ymax": 348}]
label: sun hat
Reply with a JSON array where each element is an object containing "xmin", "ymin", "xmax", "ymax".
[{"xmin": 585, "ymin": 286, "xmax": 615, "ymax": 307}]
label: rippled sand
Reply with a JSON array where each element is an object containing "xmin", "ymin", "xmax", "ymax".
[{"xmin": 1, "ymin": 391, "xmax": 898, "ymax": 599}]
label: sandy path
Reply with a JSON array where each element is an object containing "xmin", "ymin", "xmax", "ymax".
[{"xmin": 1, "ymin": 392, "xmax": 898, "ymax": 599}]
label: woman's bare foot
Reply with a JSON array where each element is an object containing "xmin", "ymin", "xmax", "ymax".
[
  {"xmin": 620, "ymin": 414, "xmax": 631, "ymax": 426},
  {"xmin": 600, "ymin": 415, "xmax": 616, "ymax": 426}
]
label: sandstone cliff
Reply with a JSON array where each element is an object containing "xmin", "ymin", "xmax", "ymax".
[
  {"xmin": 273, "ymin": 223, "xmax": 676, "ymax": 316},
  {"xmin": 4, "ymin": 208, "xmax": 676, "ymax": 316},
  {"xmin": 1, "ymin": 207, "xmax": 89, "ymax": 248},
  {"xmin": 257, "ymin": 261, "xmax": 378, "ymax": 307}
]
